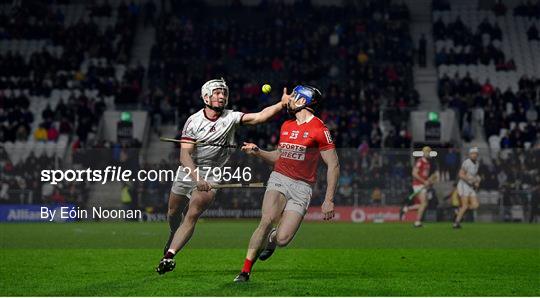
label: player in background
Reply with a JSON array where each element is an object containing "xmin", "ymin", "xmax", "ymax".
[
  {"xmin": 233, "ymin": 85, "xmax": 340, "ymax": 282},
  {"xmin": 400, "ymin": 146, "xmax": 436, "ymax": 227},
  {"xmin": 156, "ymin": 78, "xmax": 290, "ymax": 274},
  {"xmin": 453, "ymin": 147, "xmax": 481, "ymax": 229}
]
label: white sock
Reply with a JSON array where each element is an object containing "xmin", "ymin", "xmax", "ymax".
[{"xmin": 268, "ymin": 229, "xmax": 277, "ymax": 243}]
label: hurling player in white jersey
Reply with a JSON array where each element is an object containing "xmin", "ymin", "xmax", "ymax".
[
  {"xmin": 453, "ymin": 147, "xmax": 481, "ymax": 229},
  {"xmin": 156, "ymin": 78, "xmax": 291, "ymax": 274}
]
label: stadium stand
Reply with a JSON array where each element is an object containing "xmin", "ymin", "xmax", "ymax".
[
  {"xmin": 0, "ymin": 0, "xmax": 143, "ymax": 204},
  {"xmin": 431, "ymin": 0, "xmax": 539, "ymax": 221},
  {"xmin": 433, "ymin": 1, "xmax": 539, "ymax": 146},
  {"xmin": 146, "ymin": 0, "xmax": 417, "ymax": 150}
]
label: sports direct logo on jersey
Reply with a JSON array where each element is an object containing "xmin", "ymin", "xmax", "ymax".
[{"xmin": 279, "ymin": 142, "xmax": 307, "ymax": 161}]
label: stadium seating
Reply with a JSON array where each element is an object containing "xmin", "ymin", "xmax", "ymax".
[
  {"xmin": 146, "ymin": 1, "xmax": 417, "ymax": 150},
  {"xmin": 0, "ymin": 0, "xmax": 140, "ymax": 204},
  {"xmin": 430, "ymin": 1, "xmax": 539, "ymax": 217},
  {"xmin": 433, "ymin": 4, "xmax": 540, "ymax": 91}
]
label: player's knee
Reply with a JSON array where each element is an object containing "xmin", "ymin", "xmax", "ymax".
[
  {"xmin": 184, "ymin": 209, "xmax": 203, "ymax": 224},
  {"xmin": 470, "ymin": 201, "xmax": 479, "ymax": 210},
  {"xmin": 460, "ymin": 203, "xmax": 469, "ymax": 211},
  {"xmin": 167, "ymin": 206, "xmax": 182, "ymax": 220},
  {"xmin": 275, "ymin": 233, "xmax": 292, "ymax": 247}
]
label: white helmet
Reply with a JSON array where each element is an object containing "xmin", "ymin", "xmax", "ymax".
[
  {"xmin": 201, "ymin": 78, "xmax": 229, "ymax": 111},
  {"xmin": 469, "ymin": 147, "xmax": 479, "ymax": 154}
]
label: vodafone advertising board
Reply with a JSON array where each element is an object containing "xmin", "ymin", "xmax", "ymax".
[{"xmin": 305, "ymin": 206, "xmax": 417, "ymax": 223}]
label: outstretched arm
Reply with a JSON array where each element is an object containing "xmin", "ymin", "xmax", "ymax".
[
  {"xmin": 241, "ymin": 88, "xmax": 291, "ymax": 125},
  {"xmin": 320, "ymin": 149, "xmax": 340, "ymax": 220},
  {"xmin": 241, "ymin": 142, "xmax": 280, "ymax": 165}
]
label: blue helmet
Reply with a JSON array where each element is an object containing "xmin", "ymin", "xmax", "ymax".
[{"xmin": 288, "ymin": 85, "xmax": 322, "ymax": 114}]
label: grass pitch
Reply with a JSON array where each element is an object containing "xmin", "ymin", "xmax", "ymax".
[{"xmin": 0, "ymin": 221, "xmax": 539, "ymax": 296}]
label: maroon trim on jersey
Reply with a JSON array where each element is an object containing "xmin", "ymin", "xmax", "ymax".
[
  {"xmin": 203, "ymin": 108, "xmax": 220, "ymax": 122},
  {"xmin": 180, "ymin": 137, "xmax": 196, "ymax": 141},
  {"xmin": 239, "ymin": 113, "xmax": 246, "ymax": 126}
]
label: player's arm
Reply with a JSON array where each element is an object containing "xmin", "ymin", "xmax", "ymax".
[
  {"xmin": 179, "ymin": 142, "xmax": 211, "ymax": 191},
  {"xmin": 240, "ymin": 88, "xmax": 290, "ymax": 125},
  {"xmin": 429, "ymin": 172, "xmax": 440, "ymax": 184},
  {"xmin": 321, "ymin": 149, "xmax": 340, "ymax": 220},
  {"xmin": 241, "ymin": 142, "xmax": 279, "ymax": 165},
  {"xmin": 474, "ymin": 174, "xmax": 481, "ymax": 188},
  {"xmin": 458, "ymin": 167, "xmax": 475, "ymax": 185}
]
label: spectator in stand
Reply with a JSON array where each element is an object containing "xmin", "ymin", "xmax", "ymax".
[
  {"xmin": 144, "ymin": 0, "xmax": 156, "ymax": 27},
  {"xmin": 481, "ymin": 79, "xmax": 495, "ymax": 96},
  {"xmin": 492, "ymin": 0, "xmax": 507, "ymax": 16},
  {"xmin": 514, "ymin": 1, "xmax": 540, "ymax": 18},
  {"xmin": 34, "ymin": 125, "xmax": 48, "ymax": 142},
  {"xmin": 418, "ymin": 34, "xmax": 427, "ymax": 67},
  {"xmin": 47, "ymin": 125, "xmax": 59, "ymax": 141},
  {"xmin": 432, "ymin": 0, "xmax": 451, "ymax": 11},
  {"xmin": 527, "ymin": 24, "xmax": 539, "ymax": 41}
]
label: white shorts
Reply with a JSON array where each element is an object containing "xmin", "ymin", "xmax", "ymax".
[
  {"xmin": 266, "ymin": 171, "xmax": 313, "ymax": 216},
  {"xmin": 457, "ymin": 180, "xmax": 477, "ymax": 198},
  {"xmin": 412, "ymin": 185, "xmax": 427, "ymax": 196},
  {"xmin": 170, "ymin": 167, "xmax": 219, "ymax": 198}
]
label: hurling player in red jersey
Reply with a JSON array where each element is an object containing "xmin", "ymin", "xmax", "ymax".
[
  {"xmin": 233, "ymin": 85, "xmax": 340, "ymax": 283},
  {"xmin": 400, "ymin": 146, "xmax": 436, "ymax": 227}
]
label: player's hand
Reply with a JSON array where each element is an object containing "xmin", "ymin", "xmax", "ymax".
[
  {"xmin": 321, "ymin": 200, "xmax": 335, "ymax": 221},
  {"xmin": 241, "ymin": 142, "xmax": 260, "ymax": 155},
  {"xmin": 196, "ymin": 179, "xmax": 212, "ymax": 192},
  {"xmin": 280, "ymin": 87, "xmax": 292, "ymax": 108}
]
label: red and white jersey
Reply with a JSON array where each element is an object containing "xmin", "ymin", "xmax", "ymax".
[
  {"xmin": 274, "ymin": 115, "xmax": 335, "ymax": 184},
  {"xmin": 412, "ymin": 157, "xmax": 431, "ymax": 186}
]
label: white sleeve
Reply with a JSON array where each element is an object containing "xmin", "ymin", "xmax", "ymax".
[
  {"xmin": 461, "ymin": 160, "xmax": 471, "ymax": 175},
  {"xmin": 231, "ymin": 111, "xmax": 245, "ymax": 126},
  {"xmin": 181, "ymin": 117, "xmax": 197, "ymax": 141}
]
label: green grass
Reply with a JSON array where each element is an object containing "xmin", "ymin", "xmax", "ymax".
[{"xmin": 1, "ymin": 221, "xmax": 539, "ymax": 296}]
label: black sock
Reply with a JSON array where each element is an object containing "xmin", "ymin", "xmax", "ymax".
[
  {"xmin": 169, "ymin": 212, "xmax": 184, "ymax": 232},
  {"xmin": 163, "ymin": 231, "xmax": 175, "ymax": 255},
  {"xmin": 163, "ymin": 213, "xmax": 184, "ymax": 254}
]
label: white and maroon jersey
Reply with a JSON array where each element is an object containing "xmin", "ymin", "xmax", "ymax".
[
  {"xmin": 412, "ymin": 157, "xmax": 431, "ymax": 186},
  {"xmin": 180, "ymin": 109, "xmax": 244, "ymax": 168},
  {"xmin": 273, "ymin": 115, "xmax": 335, "ymax": 184},
  {"xmin": 459, "ymin": 158, "xmax": 479, "ymax": 185}
]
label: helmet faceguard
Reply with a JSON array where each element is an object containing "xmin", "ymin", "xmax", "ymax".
[
  {"xmin": 287, "ymin": 85, "xmax": 322, "ymax": 115},
  {"xmin": 201, "ymin": 78, "xmax": 229, "ymax": 112}
]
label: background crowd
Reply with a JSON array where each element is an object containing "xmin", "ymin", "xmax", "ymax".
[{"xmin": 0, "ymin": 0, "xmax": 538, "ymax": 221}]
